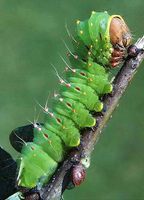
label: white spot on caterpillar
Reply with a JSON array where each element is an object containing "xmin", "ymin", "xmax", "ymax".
[
  {"xmin": 76, "ymin": 20, "xmax": 80, "ymax": 24},
  {"xmin": 33, "ymin": 123, "xmax": 42, "ymax": 131},
  {"xmin": 92, "ymin": 11, "xmax": 96, "ymax": 15},
  {"xmin": 72, "ymin": 69, "xmax": 76, "ymax": 73},
  {"xmin": 60, "ymin": 79, "xmax": 65, "ymax": 84},
  {"xmin": 74, "ymin": 55, "xmax": 78, "ymax": 59},
  {"xmin": 90, "ymin": 23, "xmax": 93, "ymax": 27},
  {"xmin": 80, "ymin": 30, "xmax": 83, "ymax": 35},
  {"xmin": 59, "ymin": 98, "xmax": 63, "ymax": 102},
  {"xmin": 38, "ymin": 127, "xmax": 42, "ymax": 131},
  {"xmin": 35, "ymin": 99, "xmax": 49, "ymax": 114},
  {"xmin": 54, "ymin": 92, "xmax": 59, "ymax": 98},
  {"xmin": 44, "ymin": 107, "xmax": 48, "ymax": 112},
  {"xmin": 50, "ymin": 112, "xmax": 54, "ymax": 117}
]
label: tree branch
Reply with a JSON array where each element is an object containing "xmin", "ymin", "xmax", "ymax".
[{"xmin": 36, "ymin": 37, "xmax": 144, "ymax": 200}]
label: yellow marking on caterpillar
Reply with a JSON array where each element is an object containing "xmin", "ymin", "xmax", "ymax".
[{"xmin": 89, "ymin": 78, "xmax": 93, "ymax": 82}]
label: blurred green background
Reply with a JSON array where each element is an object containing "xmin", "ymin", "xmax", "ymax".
[{"xmin": 0, "ymin": 0, "xmax": 144, "ymax": 199}]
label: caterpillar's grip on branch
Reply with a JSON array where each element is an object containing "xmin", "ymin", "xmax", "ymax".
[{"xmin": 9, "ymin": 11, "xmax": 131, "ymax": 194}]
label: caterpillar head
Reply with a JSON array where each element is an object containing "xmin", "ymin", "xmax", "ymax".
[
  {"xmin": 76, "ymin": 11, "xmax": 132, "ymax": 68},
  {"xmin": 110, "ymin": 16, "xmax": 132, "ymax": 67},
  {"xmin": 110, "ymin": 17, "xmax": 131, "ymax": 49}
]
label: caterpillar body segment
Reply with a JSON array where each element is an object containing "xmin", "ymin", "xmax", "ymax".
[
  {"xmin": 60, "ymin": 83, "xmax": 103, "ymax": 112},
  {"xmin": 44, "ymin": 113, "xmax": 80, "ymax": 147},
  {"xmin": 14, "ymin": 11, "xmax": 132, "ymax": 189},
  {"xmin": 17, "ymin": 143, "xmax": 58, "ymax": 188},
  {"xmin": 66, "ymin": 68, "xmax": 112, "ymax": 95},
  {"xmin": 53, "ymin": 97, "xmax": 95, "ymax": 128},
  {"xmin": 33, "ymin": 126, "xmax": 65, "ymax": 162},
  {"xmin": 69, "ymin": 57, "xmax": 107, "ymax": 78}
]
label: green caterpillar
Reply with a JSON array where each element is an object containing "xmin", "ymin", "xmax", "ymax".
[{"xmin": 12, "ymin": 11, "xmax": 131, "ymax": 189}]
